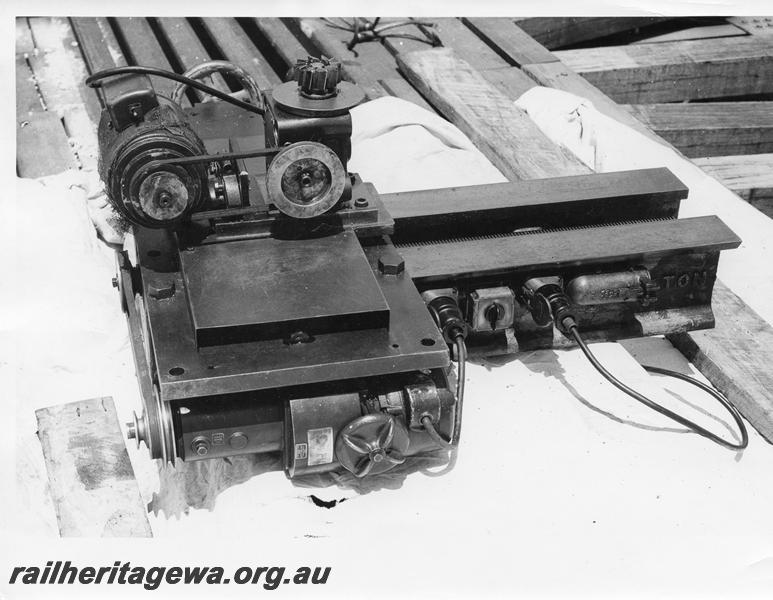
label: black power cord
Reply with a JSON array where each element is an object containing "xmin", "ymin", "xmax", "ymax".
[
  {"xmin": 85, "ymin": 66, "xmax": 264, "ymax": 115},
  {"xmin": 564, "ymin": 317, "xmax": 748, "ymax": 450},
  {"xmin": 421, "ymin": 333, "xmax": 467, "ymax": 448}
]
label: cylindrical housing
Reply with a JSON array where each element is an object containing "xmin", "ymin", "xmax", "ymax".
[
  {"xmin": 98, "ymin": 100, "xmax": 208, "ymax": 228},
  {"xmin": 566, "ymin": 269, "xmax": 651, "ymax": 305}
]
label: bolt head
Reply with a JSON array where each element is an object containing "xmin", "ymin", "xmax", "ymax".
[
  {"xmin": 191, "ymin": 437, "xmax": 210, "ymax": 456},
  {"xmin": 378, "ymin": 251, "xmax": 405, "ymax": 275}
]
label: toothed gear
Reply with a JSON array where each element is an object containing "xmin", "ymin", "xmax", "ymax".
[{"xmin": 295, "ymin": 56, "xmax": 342, "ymax": 99}]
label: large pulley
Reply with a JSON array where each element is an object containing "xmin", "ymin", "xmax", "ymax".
[{"xmin": 265, "ymin": 141, "xmax": 346, "ymax": 219}]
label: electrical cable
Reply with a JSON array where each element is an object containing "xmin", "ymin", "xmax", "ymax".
[
  {"xmin": 420, "ymin": 332, "xmax": 467, "ymax": 448},
  {"xmin": 452, "ymin": 334, "xmax": 466, "ymax": 445},
  {"xmin": 421, "ymin": 415, "xmax": 452, "ymax": 448},
  {"xmin": 85, "ymin": 66, "xmax": 264, "ymax": 115},
  {"xmin": 565, "ymin": 318, "xmax": 748, "ymax": 450}
]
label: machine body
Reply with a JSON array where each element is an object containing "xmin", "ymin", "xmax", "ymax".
[{"xmin": 97, "ymin": 58, "xmax": 741, "ymax": 479}]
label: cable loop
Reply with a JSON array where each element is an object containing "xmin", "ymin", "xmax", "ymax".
[
  {"xmin": 85, "ymin": 66, "xmax": 264, "ymax": 115},
  {"xmin": 568, "ymin": 324, "xmax": 748, "ymax": 451}
]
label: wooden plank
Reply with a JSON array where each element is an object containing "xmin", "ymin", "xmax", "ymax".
[
  {"xmin": 199, "ymin": 18, "xmax": 280, "ymax": 90},
  {"xmin": 384, "ymin": 17, "xmax": 509, "ymax": 71},
  {"xmin": 397, "ymin": 48, "xmax": 589, "ymax": 181},
  {"xmin": 35, "ymin": 397, "xmax": 152, "ymax": 537},
  {"xmin": 669, "ymin": 285, "xmax": 773, "ymax": 442},
  {"xmin": 624, "ymin": 102, "xmax": 773, "ymax": 158},
  {"xmin": 251, "ymin": 17, "xmax": 309, "ymax": 70},
  {"xmin": 514, "ymin": 17, "xmax": 670, "ymax": 49},
  {"xmin": 379, "ymin": 77, "xmax": 435, "ymax": 112},
  {"xmin": 554, "ymin": 37, "xmax": 773, "ymax": 103},
  {"xmin": 154, "ymin": 17, "xmax": 229, "ymax": 99},
  {"xmin": 694, "ymin": 154, "xmax": 773, "ymax": 216},
  {"xmin": 632, "ymin": 23, "xmax": 748, "ymax": 44},
  {"xmin": 522, "ymin": 37, "xmax": 773, "ymax": 445},
  {"xmin": 462, "ymin": 18, "xmax": 558, "ymax": 66},
  {"xmin": 728, "ymin": 17, "xmax": 773, "ymax": 37},
  {"xmin": 27, "ymin": 17, "xmax": 102, "ymax": 170},
  {"xmin": 16, "ymin": 55, "xmax": 43, "ymax": 117},
  {"xmin": 480, "ymin": 67, "xmax": 539, "ymax": 99},
  {"xmin": 17, "ymin": 111, "xmax": 75, "ymax": 177},
  {"xmin": 111, "ymin": 17, "xmax": 179, "ymax": 101},
  {"xmin": 381, "ymin": 19, "xmax": 539, "ymax": 102},
  {"xmin": 16, "ymin": 16, "xmax": 35, "ymax": 55},
  {"xmin": 70, "ymin": 17, "xmax": 127, "ymax": 73}
]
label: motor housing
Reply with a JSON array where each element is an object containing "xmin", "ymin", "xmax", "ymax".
[{"xmin": 98, "ymin": 92, "xmax": 208, "ymax": 229}]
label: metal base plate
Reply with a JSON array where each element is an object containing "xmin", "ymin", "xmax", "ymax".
[
  {"xmin": 135, "ymin": 229, "xmax": 448, "ymax": 402},
  {"xmin": 181, "ymin": 230, "xmax": 390, "ymax": 345}
]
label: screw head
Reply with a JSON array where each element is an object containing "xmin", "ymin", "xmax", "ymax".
[{"xmin": 354, "ymin": 197, "xmax": 369, "ymax": 208}]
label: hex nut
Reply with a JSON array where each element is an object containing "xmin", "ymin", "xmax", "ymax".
[{"xmin": 378, "ymin": 251, "xmax": 405, "ymax": 275}]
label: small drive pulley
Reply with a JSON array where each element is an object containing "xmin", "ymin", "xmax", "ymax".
[{"xmin": 265, "ymin": 141, "xmax": 346, "ymax": 219}]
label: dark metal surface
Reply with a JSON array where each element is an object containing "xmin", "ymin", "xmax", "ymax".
[
  {"xmin": 272, "ymin": 80, "xmax": 365, "ymax": 117},
  {"xmin": 383, "ymin": 167, "xmax": 686, "ymax": 242},
  {"xmin": 135, "ymin": 229, "xmax": 448, "ymax": 402},
  {"xmin": 285, "ymin": 393, "xmax": 362, "ymax": 477},
  {"xmin": 398, "ymin": 216, "xmax": 740, "ymax": 285},
  {"xmin": 181, "ymin": 230, "xmax": 390, "ymax": 345},
  {"xmin": 177, "ymin": 393, "xmax": 284, "ymax": 461}
]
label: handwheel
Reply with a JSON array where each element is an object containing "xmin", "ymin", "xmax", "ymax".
[{"xmin": 335, "ymin": 414, "xmax": 410, "ymax": 478}]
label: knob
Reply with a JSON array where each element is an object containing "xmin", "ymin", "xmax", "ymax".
[
  {"xmin": 485, "ymin": 302, "xmax": 505, "ymax": 331},
  {"xmin": 228, "ymin": 432, "xmax": 248, "ymax": 450},
  {"xmin": 295, "ymin": 56, "xmax": 342, "ymax": 99}
]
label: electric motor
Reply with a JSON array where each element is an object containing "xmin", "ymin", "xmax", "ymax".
[{"xmin": 97, "ymin": 99, "xmax": 208, "ymax": 229}]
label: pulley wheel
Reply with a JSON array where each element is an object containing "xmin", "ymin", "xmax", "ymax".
[
  {"xmin": 266, "ymin": 142, "xmax": 346, "ymax": 219},
  {"xmin": 138, "ymin": 384, "xmax": 177, "ymax": 465},
  {"xmin": 137, "ymin": 170, "xmax": 191, "ymax": 222}
]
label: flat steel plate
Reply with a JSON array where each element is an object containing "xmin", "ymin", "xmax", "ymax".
[
  {"xmin": 181, "ymin": 230, "xmax": 390, "ymax": 345},
  {"xmin": 135, "ymin": 231, "xmax": 448, "ymax": 402}
]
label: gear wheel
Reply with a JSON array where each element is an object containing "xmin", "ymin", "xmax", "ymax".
[{"xmin": 294, "ymin": 56, "xmax": 342, "ymax": 99}]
